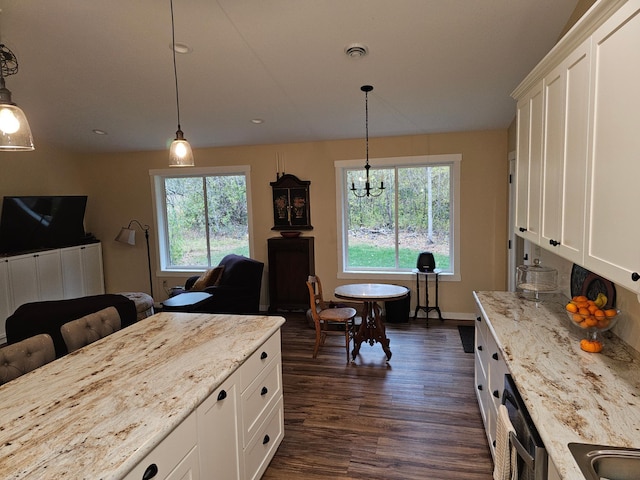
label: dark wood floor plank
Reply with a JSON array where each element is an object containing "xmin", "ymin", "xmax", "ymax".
[{"xmin": 263, "ymin": 314, "xmax": 493, "ymax": 479}]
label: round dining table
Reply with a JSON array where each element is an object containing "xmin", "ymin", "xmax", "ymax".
[{"xmin": 334, "ymin": 283, "xmax": 410, "ymax": 361}]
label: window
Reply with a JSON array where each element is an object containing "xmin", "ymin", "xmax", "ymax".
[
  {"xmin": 150, "ymin": 166, "xmax": 253, "ymax": 273},
  {"xmin": 335, "ymin": 154, "xmax": 460, "ymax": 279}
]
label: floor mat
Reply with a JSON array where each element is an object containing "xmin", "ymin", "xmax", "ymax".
[{"xmin": 458, "ymin": 325, "xmax": 474, "ymax": 353}]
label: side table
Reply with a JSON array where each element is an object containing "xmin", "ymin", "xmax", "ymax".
[
  {"xmin": 161, "ymin": 292, "xmax": 213, "ymax": 312},
  {"xmin": 412, "ymin": 268, "xmax": 443, "ymax": 325}
]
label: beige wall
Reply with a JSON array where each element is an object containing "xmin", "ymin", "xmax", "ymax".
[{"xmin": 66, "ymin": 129, "xmax": 509, "ymax": 317}]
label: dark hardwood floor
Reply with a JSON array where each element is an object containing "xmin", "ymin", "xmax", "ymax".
[{"xmin": 263, "ymin": 314, "xmax": 493, "ymax": 479}]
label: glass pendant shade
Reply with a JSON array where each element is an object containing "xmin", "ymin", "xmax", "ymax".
[
  {"xmin": 169, "ymin": 128, "xmax": 194, "ymax": 167},
  {"xmin": 0, "ymin": 80, "xmax": 34, "ymax": 151}
]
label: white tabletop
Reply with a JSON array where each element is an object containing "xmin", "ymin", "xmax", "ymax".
[{"xmin": 335, "ymin": 283, "xmax": 409, "ymax": 301}]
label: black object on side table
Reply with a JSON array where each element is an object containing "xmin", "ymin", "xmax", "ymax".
[
  {"xmin": 162, "ymin": 292, "xmax": 213, "ymax": 312},
  {"xmin": 412, "ymin": 268, "xmax": 443, "ymax": 325}
]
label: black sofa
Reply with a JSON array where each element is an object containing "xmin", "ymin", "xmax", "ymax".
[
  {"xmin": 183, "ymin": 254, "xmax": 264, "ymax": 314},
  {"xmin": 5, "ymin": 294, "xmax": 137, "ymax": 358}
]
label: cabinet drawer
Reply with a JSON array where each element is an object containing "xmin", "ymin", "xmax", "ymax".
[
  {"xmin": 124, "ymin": 411, "xmax": 197, "ymax": 480},
  {"xmin": 244, "ymin": 397, "xmax": 284, "ymax": 480},
  {"xmin": 241, "ymin": 330, "xmax": 281, "ymax": 391},
  {"xmin": 242, "ymin": 358, "xmax": 282, "ymax": 446}
]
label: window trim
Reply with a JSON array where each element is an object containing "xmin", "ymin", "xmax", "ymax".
[
  {"xmin": 149, "ymin": 165, "xmax": 254, "ymax": 275},
  {"xmin": 334, "ymin": 154, "xmax": 461, "ymax": 282}
]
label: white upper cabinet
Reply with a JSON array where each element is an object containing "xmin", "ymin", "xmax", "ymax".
[
  {"xmin": 540, "ymin": 38, "xmax": 592, "ymax": 264},
  {"xmin": 515, "ymin": 80, "xmax": 544, "ymax": 244},
  {"xmin": 584, "ymin": 0, "xmax": 640, "ymax": 292},
  {"xmin": 513, "ymin": 0, "xmax": 639, "ymax": 291}
]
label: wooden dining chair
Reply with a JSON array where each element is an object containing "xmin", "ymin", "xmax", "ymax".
[{"xmin": 306, "ymin": 275, "xmax": 357, "ymax": 363}]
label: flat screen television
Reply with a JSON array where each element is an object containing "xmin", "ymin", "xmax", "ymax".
[{"xmin": 0, "ymin": 196, "xmax": 88, "ymax": 255}]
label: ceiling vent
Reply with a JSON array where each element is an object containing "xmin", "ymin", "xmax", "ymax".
[{"xmin": 344, "ymin": 43, "xmax": 369, "ymax": 58}]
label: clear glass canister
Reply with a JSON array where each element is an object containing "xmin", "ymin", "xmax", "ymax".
[{"xmin": 516, "ymin": 259, "xmax": 558, "ymax": 300}]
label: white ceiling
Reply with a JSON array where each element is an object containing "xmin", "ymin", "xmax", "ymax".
[{"xmin": 1, "ymin": 0, "xmax": 578, "ymax": 154}]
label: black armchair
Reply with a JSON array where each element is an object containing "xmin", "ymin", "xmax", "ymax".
[{"xmin": 184, "ymin": 254, "xmax": 264, "ymax": 314}]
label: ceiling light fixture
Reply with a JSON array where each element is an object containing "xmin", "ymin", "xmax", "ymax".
[
  {"xmin": 351, "ymin": 85, "xmax": 384, "ymax": 198},
  {"xmin": 168, "ymin": 0, "xmax": 194, "ymax": 167},
  {"xmin": 0, "ymin": 44, "xmax": 34, "ymax": 151}
]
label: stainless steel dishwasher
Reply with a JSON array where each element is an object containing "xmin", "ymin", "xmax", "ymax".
[{"xmin": 502, "ymin": 374, "xmax": 548, "ymax": 480}]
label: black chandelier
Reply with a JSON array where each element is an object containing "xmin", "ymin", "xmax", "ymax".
[{"xmin": 350, "ymin": 85, "xmax": 384, "ymax": 198}]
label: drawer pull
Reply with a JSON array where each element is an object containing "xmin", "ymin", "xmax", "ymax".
[
  {"xmin": 261, "ymin": 386, "xmax": 268, "ymax": 396},
  {"xmin": 477, "ymin": 345, "xmax": 483, "ymax": 351},
  {"xmin": 519, "ymin": 227, "xmax": 527, "ymax": 232},
  {"xmin": 477, "ymin": 384, "xmax": 483, "ymax": 391},
  {"xmin": 263, "ymin": 434, "xmax": 270, "ymax": 445},
  {"xmin": 260, "ymin": 351, "xmax": 268, "ymax": 360},
  {"xmin": 632, "ymin": 272, "xmax": 640, "ymax": 282},
  {"xmin": 493, "ymin": 390, "xmax": 500, "ymax": 399},
  {"xmin": 142, "ymin": 464, "xmax": 158, "ymax": 480},
  {"xmin": 492, "ymin": 353, "xmax": 499, "ymax": 361},
  {"xmin": 549, "ymin": 239, "xmax": 560, "ymax": 247},
  {"xmin": 476, "ymin": 316, "xmax": 481, "ymax": 322},
  {"xmin": 217, "ymin": 390, "xmax": 227, "ymax": 401}
]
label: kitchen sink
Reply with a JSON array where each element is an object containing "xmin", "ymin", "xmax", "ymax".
[{"xmin": 568, "ymin": 442, "xmax": 640, "ymax": 480}]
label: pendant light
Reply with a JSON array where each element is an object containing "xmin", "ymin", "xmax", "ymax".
[
  {"xmin": 350, "ymin": 85, "xmax": 384, "ymax": 198},
  {"xmin": 168, "ymin": 0, "xmax": 194, "ymax": 166},
  {"xmin": 0, "ymin": 44, "xmax": 34, "ymax": 151}
]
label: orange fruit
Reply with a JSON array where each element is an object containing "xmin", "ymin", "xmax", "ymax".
[
  {"xmin": 604, "ymin": 309, "xmax": 617, "ymax": 318},
  {"xmin": 580, "ymin": 339, "xmax": 603, "ymax": 353},
  {"xmin": 566, "ymin": 303, "xmax": 578, "ymax": 313},
  {"xmin": 594, "ymin": 309, "xmax": 605, "ymax": 319},
  {"xmin": 578, "ymin": 320, "xmax": 590, "ymax": 328},
  {"xmin": 578, "ymin": 307, "xmax": 590, "ymax": 316},
  {"xmin": 572, "ymin": 313, "xmax": 583, "ymax": 323},
  {"xmin": 573, "ymin": 295, "xmax": 588, "ymax": 303},
  {"xmin": 585, "ymin": 317, "xmax": 598, "ymax": 327},
  {"xmin": 588, "ymin": 305, "xmax": 598, "ymax": 314}
]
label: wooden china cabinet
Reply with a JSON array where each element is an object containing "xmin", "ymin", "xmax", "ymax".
[{"xmin": 267, "ymin": 236, "xmax": 314, "ymax": 313}]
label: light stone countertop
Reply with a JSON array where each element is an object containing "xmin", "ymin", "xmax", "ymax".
[
  {"xmin": 474, "ymin": 291, "xmax": 640, "ymax": 480},
  {"xmin": 0, "ymin": 312, "xmax": 285, "ymax": 479}
]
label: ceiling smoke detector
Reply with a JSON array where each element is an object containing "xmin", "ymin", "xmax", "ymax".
[{"xmin": 344, "ymin": 43, "xmax": 369, "ymax": 58}]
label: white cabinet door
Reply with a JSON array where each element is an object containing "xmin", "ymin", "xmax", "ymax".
[
  {"xmin": 197, "ymin": 371, "xmax": 243, "ymax": 480},
  {"xmin": 81, "ymin": 243, "xmax": 104, "ymax": 296},
  {"xmin": 60, "ymin": 243, "xmax": 105, "ymax": 299},
  {"xmin": 35, "ymin": 250, "xmax": 64, "ymax": 301},
  {"xmin": 584, "ymin": 1, "xmax": 640, "ymax": 292},
  {"xmin": 515, "ymin": 80, "xmax": 544, "ymax": 244},
  {"xmin": 7, "ymin": 250, "xmax": 63, "ymax": 309},
  {"xmin": 541, "ymin": 39, "xmax": 591, "ymax": 264}
]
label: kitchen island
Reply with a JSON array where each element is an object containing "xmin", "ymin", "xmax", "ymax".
[
  {"xmin": 474, "ymin": 291, "xmax": 640, "ymax": 479},
  {"xmin": 0, "ymin": 311, "xmax": 285, "ymax": 479}
]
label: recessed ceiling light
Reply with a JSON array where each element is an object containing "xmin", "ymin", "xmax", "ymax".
[
  {"xmin": 344, "ymin": 43, "xmax": 369, "ymax": 58},
  {"xmin": 172, "ymin": 43, "xmax": 192, "ymax": 54},
  {"xmin": 92, "ymin": 129, "xmax": 108, "ymax": 135},
  {"xmin": 251, "ymin": 118, "xmax": 264, "ymax": 124}
]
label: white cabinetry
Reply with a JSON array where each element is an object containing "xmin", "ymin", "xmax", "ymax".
[
  {"xmin": 0, "ymin": 243, "xmax": 105, "ymax": 343},
  {"xmin": 583, "ymin": 1, "xmax": 640, "ymax": 292},
  {"xmin": 7, "ymin": 249, "xmax": 63, "ymax": 311},
  {"xmin": 197, "ymin": 370, "xmax": 243, "ymax": 480},
  {"xmin": 124, "ymin": 412, "xmax": 200, "ymax": 480},
  {"xmin": 515, "ymin": 80, "xmax": 544, "ymax": 244},
  {"xmin": 475, "ymin": 309, "xmax": 509, "ymax": 460},
  {"xmin": 513, "ymin": 0, "xmax": 640, "ymax": 292},
  {"xmin": 128, "ymin": 330, "xmax": 284, "ymax": 480},
  {"xmin": 541, "ymin": 39, "xmax": 592, "ymax": 263},
  {"xmin": 60, "ymin": 243, "xmax": 105, "ymax": 298}
]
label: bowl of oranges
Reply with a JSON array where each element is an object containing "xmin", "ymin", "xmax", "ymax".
[{"xmin": 565, "ymin": 294, "xmax": 620, "ymax": 352}]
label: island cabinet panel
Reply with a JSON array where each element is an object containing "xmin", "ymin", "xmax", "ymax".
[
  {"xmin": 268, "ymin": 236, "xmax": 315, "ymax": 312},
  {"xmin": 123, "ymin": 412, "xmax": 199, "ymax": 480},
  {"xmin": 474, "ymin": 306, "xmax": 509, "ymax": 461},
  {"xmin": 197, "ymin": 371, "xmax": 243, "ymax": 480}
]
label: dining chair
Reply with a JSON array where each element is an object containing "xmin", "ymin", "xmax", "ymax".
[
  {"xmin": 0, "ymin": 333, "xmax": 56, "ymax": 385},
  {"xmin": 306, "ymin": 275, "xmax": 357, "ymax": 363},
  {"xmin": 60, "ymin": 306, "xmax": 122, "ymax": 353}
]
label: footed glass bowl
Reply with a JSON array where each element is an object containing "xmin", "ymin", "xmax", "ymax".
[{"xmin": 566, "ymin": 309, "xmax": 620, "ymax": 352}]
